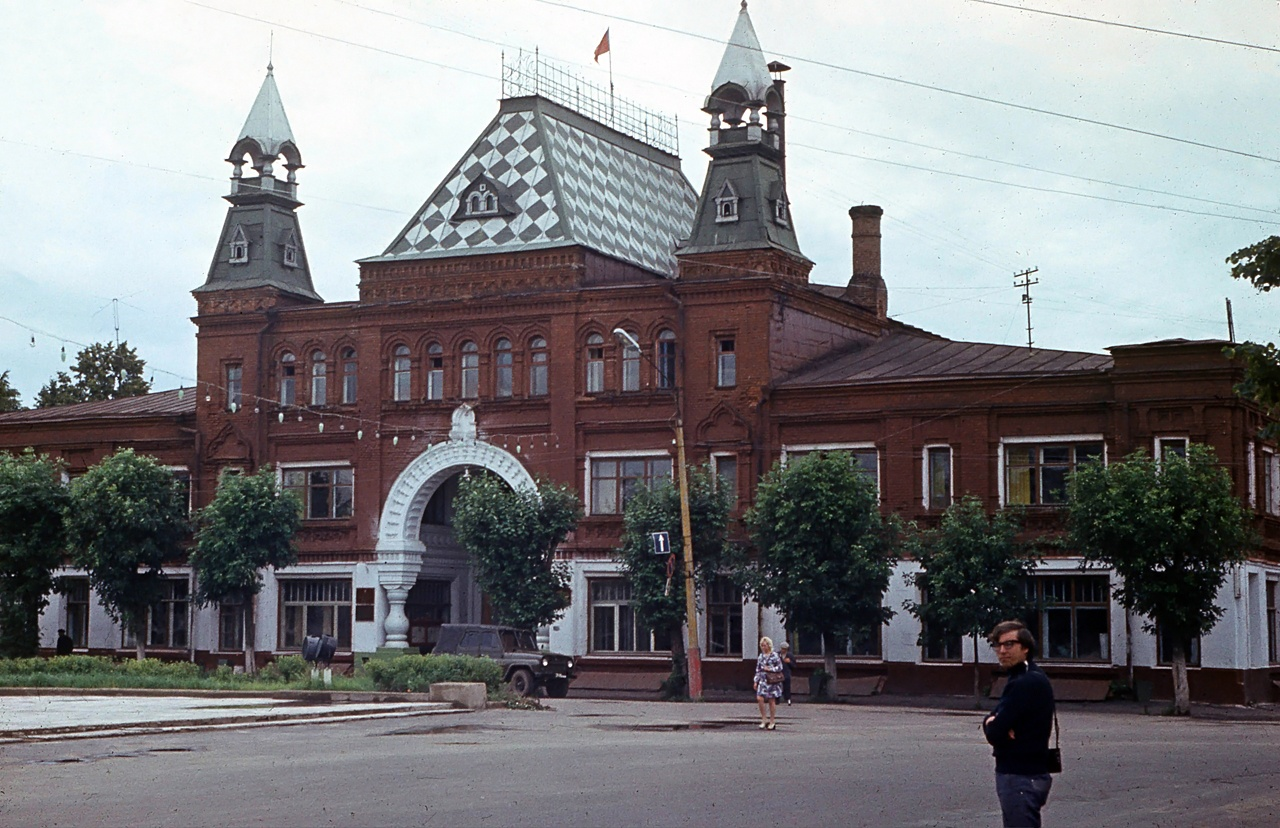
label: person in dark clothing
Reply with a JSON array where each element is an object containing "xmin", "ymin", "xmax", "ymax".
[
  {"xmin": 982, "ymin": 620, "xmax": 1055, "ymax": 828},
  {"xmin": 778, "ymin": 641, "xmax": 794, "ymax": 705},
  {"xmin": 55, "ymin": 629, "xmax": 74, "ymax": 656}
]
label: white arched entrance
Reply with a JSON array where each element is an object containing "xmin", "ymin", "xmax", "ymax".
[{"xmin": 374, "ymin": 408, "xmax": 535, "ymax": 648}]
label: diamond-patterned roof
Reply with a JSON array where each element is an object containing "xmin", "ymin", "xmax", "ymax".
[{"xmin": 371, "ymin": 97, "xmax": 697, "ymax": 277}]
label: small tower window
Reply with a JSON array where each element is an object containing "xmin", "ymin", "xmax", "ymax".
[
  {"xmin": 715, "ymin": 182, "xmax": 739, "ymax": 223},
  {"xmin": 283, "ymin": 232, "xmax": 299, "ymax": 268},
  {"xmin": 229, "ymin": 226, "xmax": 249, "ymax": 263},
  {"xmin": 774, "ymin": 196, "xmax": 789, "ymax": 226}
]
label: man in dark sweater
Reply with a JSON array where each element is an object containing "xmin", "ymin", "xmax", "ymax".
[{"xmin": 982, "ymin": 620, "xmax": 1055, "ymax": 827}]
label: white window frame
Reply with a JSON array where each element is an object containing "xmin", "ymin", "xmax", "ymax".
[
  {"xmin": 277, "ymin": 461, "xmax": 354, "ymax": 521},
  {"xmin": 711, "ymin": 452, "xmax": 738, "ymax": 503},
  {"xmin": 584, "ymin": 450, "xmax": 674, "ymax": 516},
  {"xmin": 1263, "ymin": 447, "xmax": 1280, "ymax": 516},
  {"xmin": 229, "ymin": 226, "xmax": 249, "ymax": 263},
  {"xmin": 781, "ymin": 442, "xmax": 881, "ymax": 497},
  {"xmin": 922, "ymin": 444, "xmax": 953, "ymax": 510},
  {"xmin": 1154, "ymin": 436, "xmax": 1188, "ymax": 464},
  {"xmin": 997, "ymin": 434, "xmax": 1106, "ymax": 507}
]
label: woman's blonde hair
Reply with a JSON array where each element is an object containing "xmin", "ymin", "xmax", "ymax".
[{"xmin": 759, "ymin": 636, "xmax": 774, "ymax": 653}]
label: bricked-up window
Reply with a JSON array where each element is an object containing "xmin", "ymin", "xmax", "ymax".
[
  {"xmin": 283, "ymin": 467, "xmax": 353, "ymax": 520},
  {"xmin": 460, "ymin": 341, "xmax": 479, "ymax": 399},
  {"xmin": 589, "ymin": 578, "xmax": 671, "ymax": 652},
  {"xmin": 123, "ymin": 578, "xmax": 189, "ymax": 649},
  {"xmin": 64, "ymin": 577, "xmax": 90, "ymax": 648},
  {"xmin": 341, "ymin": 348, "xmax": 357, "ymax": 404},
  {"xmin": 280, "ymin": 579, "xmax": 352, "ymax": 649},
  {"xmin": 310, "ymin": 350, "xmax": 327, "ymax": 406},
  {"xmin": 585, "ymin": 333, "xmax": 605, "ymax": 393},
  {"xmin": 225, "ymin": 363, "xmax": 242, "ymax": 412},
  {"xmin": 529, "ymin": 337, "xmax": 548, "ymax": 396},
  {"xmin": 279, "ymin": 352, "xmax": 296, "ymax": 406},
  {"xmin": 1004, "ymin": 442, "xmax": 1103, "ymax": 506},
  {"xmin": 707, "ymin": 576, "xmax": 743, "ymax": 656},
  {"xmin": 495, "ymin": 338, "xmax": 513, "ymax": 398},
  {"xmin": 717, "ymin": 338, "xmax": 736, "ymax": 387},
  {"xmin": 426, "ymin": 343, "xmax": 444, "ymax": 401},
  {"xmin": 926, "ymin": 446, "xmax": 952, "ymax": 510},
  {"xmin": 219, "ymin": 599, "xmax": 245, "ymax": 651},
  {"xmin": 657, "ymin": 329, "xmax": 677, "ymax": 390},
  {"xmin": 392, "ymin": 346, "xmax": 411, "ymax": 402},
  {"xmin": 590, "ymin": 456, "xmax": 673, "ymax": 515},
  {"xmin": 619, "ymin": 330, "xmax": 641, "ymax": 391},
  {"xmin": 1023, "ymin": 575, "xmax": 1109, "ymax": 661}
]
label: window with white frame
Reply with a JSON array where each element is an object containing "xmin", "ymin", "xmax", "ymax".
[
  {"xmin": 707, "ymin": 576, "xmax": 743, "ymax": 656},
  {"xmin": 657, "ymin": 329, "xmax": 677, "ymax": 390},
  {"xmin": 717, "ymin": 338, "xmax": 736, "ymax": 387},
  {"xmin": 589, "ymin": 578, "xmax": 670, "ymax": 652},
  {"xmin": 495, "ymin": 338, "xmax": 513, "ymax": 398},
  {"xmin": 529, "ymin": 337, "xmax": 548, "ymax": 396},
  {"xmin": 282, "ymin": 231, "xmax": 299, "ymax": 268},
  {"xmin": 426, "ymin": 343, "xmax": 444, "ymax": 401},
  {"xmin": 460, "ymin": 341, "xmax": 479, "ymax": 399},
  {"xmin": 122, "ymin": 578, "xmax": 189, "ymax": 649},
  {"xmin": 1155, "ymin": 437, "xmax": 1188, "ymax": 462},
  {"xmin": 310, "ymin": 350, "xmax": 327, "ymax": 406},
  {"xmin": 712, "ymin": 453, "xmax": 738, "ymax": 502},
  {"xmin": 279, "ymin": 352, "xmax": 297, "ymax": 406},
  {"xmin": 392, "ymin": 345, "xmax": 411, "ymax": 402},
  {"xmin": 585, "ymin": 333, "xmax": 605, "ymax": 394},
  {"xmin": 282, "ymin": 466, "xmax": 353, "ymax": 520},
  {"xmin": 1023, "ymin": 575, "xmax": 1109, "ymax": 661},
  {"xmin": 225, "ymin": 363, "xmax": 242, "ymax": 412},
  {"xmin": 714, "ymin": 181, "xmax": 739, "ymax": 223},
  {"xmin": 925, "ymin": 445, "xmax": 952, "ymax": 510},
  {"xmin": 793, "ymin": 623, "xmax": 882, "ymax": 659},
  {"xmin": 1268, "ymin": 579, "xmax": 1279, "ymax": 664},
  {"xmin": 219, "ymin": 599, "xmax": 245, "ymax": 651},
  {"xmin": 279, "ymin": 579, "xmax": 352, "ymax": 649},
  {"xmin": 1263, "ymin": 448, "xmax": 1279, "ymax": 516},
  {"xmin": 229, "ymin": 225, "xmax": 249, "ymax": 263},
  {"xmin": 785, "ymin": 446, "xmax": 879, "ymax": 494},
  {"xmin": 340, "ymin": 347, "xmax": 357, "ymax": 404},
  {"xmin": 1003, "ymin": 439, "xmax": 1104, "ymax": 506},
  {"xmin": 620, "ymin": 331, "xmax": 640, "ymax": 392},
  {"xmin": 590, "ymin": 455, "xmax": 673, "ymax": 515}
]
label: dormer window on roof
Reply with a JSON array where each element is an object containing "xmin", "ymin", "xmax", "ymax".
[
  {"xmin": 281, "ymin": 229, "xmax": 299, "ymax": 268},
  {"xmin": 715, "ymin": 181, "xmax": 740, "ymax": 223},
  {"xmin": 229, "ymin": 226, "xmax": 249, "ymax": 264},
  {"xmin": 451, "ymin": 175, "xmax": 516, "ymax": 223}
]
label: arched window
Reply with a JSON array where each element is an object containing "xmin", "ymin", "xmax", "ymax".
[
  {"xmin": 460, "ymin": 341, "xmax": 479, "ymax": 399},
  {"xmin": 585, "ymin": 333, "xmax": 605, "ymax": 394},
  {"xmin": 426, "ymin": 343, "xmax": 444, "ymax": 401},
  {"xmin": 341, "ymin": 347, "xmax": 357, "ymax": 404},
  {"xmin": 310, "ymin": 350, "xmax": 327, "ymax": 406},
  {"xmin": 620, "ymin": 330, "xmax": 640, "ymax": 392},
  {"xmin": 715, "ymin": 181, "xmax": 739, "ymax": 223},
  {"xmin": 529, "ymin": 337, "xmax": 548, "ymax": 397},
  {"xmin": 279, "ymin": 352, "xmax": 296, "ymax": 406},
  {"xmin": 392, "ymin": 345, "xmax": 411, "ymax": 402},
  {"xmin": 494, "ymin": 338, "xmax": 513, "ymax": 398},
  {"xmin": 657, "ymin": 329, "xmax": 677, "ymax": 390}
]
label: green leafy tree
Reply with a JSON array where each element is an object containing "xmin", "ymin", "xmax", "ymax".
[
  {"xmin": 616, "ymin": 465, "xmax": 733, "ymax": 696},
  {"xmin": 1067, "ymin": 445, "xmax": 1251, "ymax": 715},
  {"xmin": 452, "ymin": 473, "xmax": 582, "ymax": 630},
  {"xmin": 903, "ymin": 496, "xmax": 1035, "ymax": 706},
  {"xmin": 0, "ymin": 450, "xmax": 70, "ymax": 656},
  {"xmin": 65, "ymin": 449, "xmax": 190, "ymax": 660},
  {"xmin": 745, "ymin": 451, "xmax": 899, "ymax": 682},
  {"xmin": 0, "ymin": 370, "xmax": 23, "ymax": 412},
  {"xmin": 191, "ymin": 466, "xmax": 300, "ymax": 673},
  {"xmin": 1226, "ymin": 238, "xmax": 1280, "ymax": 439},
  {"xmin": 36, "ymin": 341, "xmax": 151, "ymax": 408}
]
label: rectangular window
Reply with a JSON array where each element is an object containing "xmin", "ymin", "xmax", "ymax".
[
  {"xmin": 279, "ymin": 579, "xmax": 352, "ymax": 649},
  {"xmin": 1156, "ymin": 622, "xmax": 1201, "ymax": 667},
  {"xmin": 282, "ymin": 467, "xmax": 354, "ymax": 520},
  {"xmin": 123, "ymin": 578, "xmax": 189, "ymax": 649},
  {"xmin": 1268, "ymin": 580, "xmax": 1279, "ymax": 665},
  {"xmin": 713, "ymin": 454, "xmax": 737, "ymax": 501},
  {"xmin": 586, "ymin": 344, "xmax": 605, "ymax": 394},
  {"xmin": 657, "ymin": 337, "xmax": 676, "ymax": 390},
  {"xmin": 717, "ymin": 338, "xmax": 736, "ymax": 387},
  {"xmin": 225, "ymin": 364, "xmax": 242, "ymax": 411},
  {"xmin": 1024, "ymin": 575, "xmax": 1110, "ymax": 661},
  {"xmin": 1263, "ymin": 449, "xmax": 1279, "ymax": 516},
  {"xmin": 529, "ymin": 359, "xmax": 548, "ymax": 397},
  {"xmin": 590, "ymin": 456, "xmax": 673, "ymax": 515},
  {"xmin": 64, "ymin": 577, "xmax": 90, "ymax": 648},
  {"xmin": 706, "ymin": 576, "xmax": 743, "ymax": 657},
  {"xmin": 787, "ymin": 447, "xmax": 879, "ymax": 494},
  {"xmin": 794, "ymin": 624, "xmax": 882, "ymax": 659},
  {"xmin": 588, "ymin": 578, "xmax": 670, "ymax": 653},
  {"xmin": 1156, "ymin": 437, "xmax": 1188, "ymax": 462},
  {"xmin": 926, "ymin": 446, "xmax": 951, "ymax": 510},
  {"xmin": 1004, "ymin": 441, "xmax": 1104, "ymax": 505},
  {"xmin": 341, "ymin": 351, "xmax": 358, "ymax": 404},
  {"xmin": 219, "ymin": 599, "xmax": 245, "ymax": 651},
  {"xmin": 621, "ymin": 341, "xmax": 640, "ymax": 392},
  {"xmin": 427, "ymin": 355, "xmax": 444, "ymax": 401},
  {"xmin": 919, "ymin": 586, "xmax": 962, "ymax": 661}
]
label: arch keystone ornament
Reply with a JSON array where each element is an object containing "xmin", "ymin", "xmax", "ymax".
[{"xmin": 375, "ymin": 405, "xmax": 535, "ymax": 648}]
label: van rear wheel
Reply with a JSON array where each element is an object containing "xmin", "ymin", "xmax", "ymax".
[{"xmin": 508, "ymin": 668, "xmax": 536, "ymax": 697}]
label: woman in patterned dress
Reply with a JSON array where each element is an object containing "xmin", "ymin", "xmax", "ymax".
[{"xmin": 755, "ymin": 636, "xmax": 784, "ymax": 730}]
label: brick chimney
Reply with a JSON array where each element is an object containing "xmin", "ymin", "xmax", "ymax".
[{"xmin": 844, "ymin": 205, "xmax": 887, "ymax": 320}]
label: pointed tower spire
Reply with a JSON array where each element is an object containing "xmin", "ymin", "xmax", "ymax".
[
  {"xmin": 677, "ymin": 4, "xmax": 809, "ymax": 279},
  {"xmin": 194, "ymin": 63, "xmax": 321, "ymax": 306}
]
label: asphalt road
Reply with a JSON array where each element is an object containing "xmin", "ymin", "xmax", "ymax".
[{"xmin": 1, "ymin": 698, "xmax": 1277, "ymax": 827}]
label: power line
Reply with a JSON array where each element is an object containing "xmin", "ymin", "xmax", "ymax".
[{"xmin": 966, "ymin": 0, "xmax": 1280, "ymax": 55}]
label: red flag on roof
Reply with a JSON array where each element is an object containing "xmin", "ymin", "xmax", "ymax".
[{"xmin": 594, "ymin": 29, "xmax": 610, "ymax": 63}]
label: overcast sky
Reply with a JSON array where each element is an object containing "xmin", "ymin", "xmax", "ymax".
[{"xmin": 2, "ymin": 0, "xmax": 1278, "ymax": 405}]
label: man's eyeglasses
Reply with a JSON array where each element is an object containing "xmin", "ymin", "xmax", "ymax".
[{"xmin": 992, "ymin": 639, "xmax": 1022, "ymax": 651}]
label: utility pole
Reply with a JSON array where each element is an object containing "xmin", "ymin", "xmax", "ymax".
[{"xmin": 1014, "ymin": 268, "xmax": 1039, "ymax": 351}]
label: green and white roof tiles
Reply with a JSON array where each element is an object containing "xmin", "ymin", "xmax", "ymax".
[{"xmin": 374, "ymin": 97, "xmax": 697, "ymax": 278}]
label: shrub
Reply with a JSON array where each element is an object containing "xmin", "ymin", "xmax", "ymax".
[
  {"xmin": 364, "ymin": 654, "xmax": 503, "ymax": 693},
  {"xmin": 119, "ymin": 658, "xmax": 202, "ymax": 679}
]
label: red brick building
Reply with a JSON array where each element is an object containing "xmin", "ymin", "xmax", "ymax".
[{"xmin": 4, "ymin": 6, "xmax": 1278, "ymax": 703}]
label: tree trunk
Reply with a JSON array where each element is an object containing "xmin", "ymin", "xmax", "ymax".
[
  {"xmin": 243, "ymin": 602, "xmax": 257, "ymax": 676},
  {"xmin": 1171, "ymin": 640, "xmax": 1191, "ymax": 716},
  {"xmin": 972, "ymin": 632, "xmax": 982, "ymax": 709},
  {"xmin": 823, "ymin": 631, "xmax": 837, "ymax": 685},
  {"xmin": 134, "ymin": 617, "xmax": 146, "ymax": 662}
]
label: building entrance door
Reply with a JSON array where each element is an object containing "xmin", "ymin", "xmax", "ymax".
[{"xmin": 406, "ymin": 579, "xmax": 452, "ymax": 654}]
